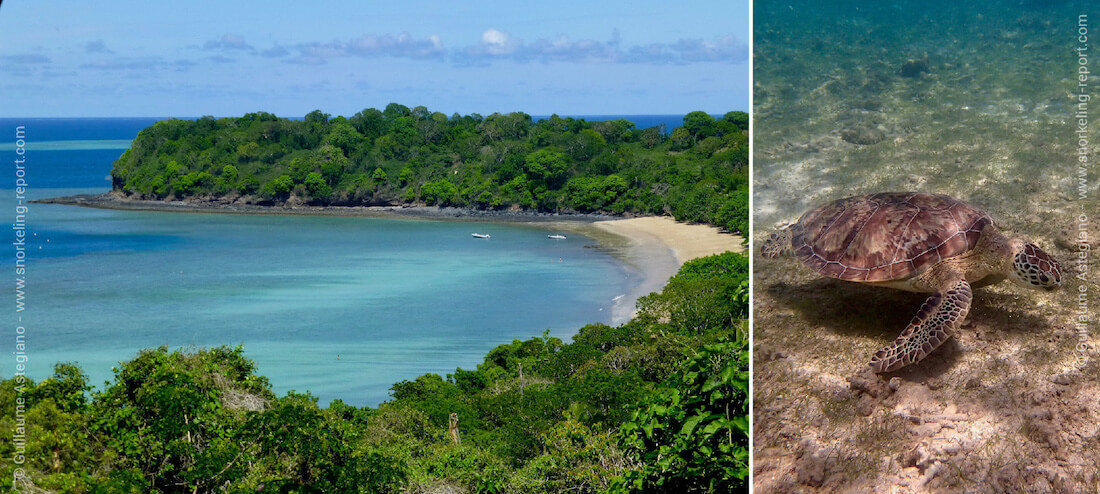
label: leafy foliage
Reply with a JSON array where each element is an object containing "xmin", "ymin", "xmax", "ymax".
[
  {"xmin": 111, "ymin": 106, "xmax": 749, "ymax": 236},
  {"xmin": 88, "ymin": 346, "xmax": 275, "ymax": 492},
  {"xmin": 638, "ymin": 252, "xmax": 750, "ymax": 335},
  {"xmin": 616, "ymin": 338, "xmax": 750, "ymax": 493}
]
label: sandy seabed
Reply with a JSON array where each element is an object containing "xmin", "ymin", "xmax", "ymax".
[{"xmin": 752, "ymin": 2, "xmax": 1100, "ymax": 491}]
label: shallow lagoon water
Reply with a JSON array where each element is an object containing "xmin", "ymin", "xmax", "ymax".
[
  {"xmin": 753, "ymin": 0, "xmax": 1096, "ymax": 230},
  {"xmin": 10, "ymin": 190, "xmax": 631, "ymax": 406},
  {"xmin": 1, "ymin": 118, "xmax": 647, "ymax": 406}
]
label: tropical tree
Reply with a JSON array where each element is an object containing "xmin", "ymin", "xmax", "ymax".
[
  {"xmin": 682, "ymin": 111, "xmax": 717, "ymax": 142},
  {"xmin": 617, "ymin": 338, "xmax": 749, "ymax": 493}
]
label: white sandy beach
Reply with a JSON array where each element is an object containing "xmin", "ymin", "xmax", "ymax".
[
  {"xmin": 549, "ymin": 216, "xmax": 744, "ymax": 324},
  {"xmin": 592, "ymin": 216, "xmax": 745, "ymax": 265}
]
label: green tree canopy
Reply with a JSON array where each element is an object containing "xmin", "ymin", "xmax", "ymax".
[{"xmin": 111, "ymin": 105, "xmax": 748, "ymax": 241}]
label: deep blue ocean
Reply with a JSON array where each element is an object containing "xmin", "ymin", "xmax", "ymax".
[{"xmin": 0, "ymin": 117, "xmax": 662, "ymax": 406}]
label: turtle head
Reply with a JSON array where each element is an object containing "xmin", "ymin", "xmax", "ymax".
[
  {"xmin": 761, "ymin": 227, "xmax": 795, "ymax": 259},
  {"xmin": 1008, "ymin": 241, "xmax": 1062, "ymax": 290}
]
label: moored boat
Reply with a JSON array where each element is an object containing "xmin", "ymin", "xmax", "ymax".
[
  {"xmin": 547, "ymin": 234, "xmax": 567, "ymax": 240},
  {"xmin": 472, "ymin": 233, "xmax": 491, "ymax": 239}
]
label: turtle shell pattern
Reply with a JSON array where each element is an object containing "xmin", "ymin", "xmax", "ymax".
[{"xmin": 791, "ymin": 192, "xmax": 993, "ymax": 282}]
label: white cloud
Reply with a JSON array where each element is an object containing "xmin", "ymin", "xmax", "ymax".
[
  {"xmin": 281, "ymin": 32, "xmax": 445, "ymax": 64},
  {"xmin": 346, "ymin": 32, "xmax": 445, "ymax": 59},
  {"xmin": 456, "ymin": 31, "xmax": 745, "ymax": 65},
  {"xmin": 480, "ymin": 29, "xmax": 518, "ymax": 56},
  {"xmin": 261, "ymin": 45, "xmax": 290, "ymax": 58},
  {"xmin": 672, "ymin": 35, "xmax": 748, "ymax": 63},
  {"xmin": 199, "ymin": 30, "xmax": 746, "ymax": 67},
  {"xmin": 203, "ymin": 34, "xmax": 254, "ymax": 52},
  {"xmin": 525, "ymin": 35, "xmax": 616, "ymax": 63}
]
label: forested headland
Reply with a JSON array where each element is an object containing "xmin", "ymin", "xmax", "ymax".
[
  {"xmin": 1, "ymin": 252, "xmax": 748, "ymax": 493},
  {"xmin": 109, "ymin": 104, "xmax": 749, "ymax": 236}
]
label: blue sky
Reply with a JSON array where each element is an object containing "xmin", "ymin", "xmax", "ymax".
[{"xmin": 0, "ymin": 0, "xmax": 750, "ymax": 118}]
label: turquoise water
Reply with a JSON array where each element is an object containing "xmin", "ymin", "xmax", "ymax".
[
  {"xmin": 753, "ymin": 0, "xmax": 1096, "ymax": 230},
  {"xmin": 2, "ymin": 119, "xmax": 635, "ymax": 406}
]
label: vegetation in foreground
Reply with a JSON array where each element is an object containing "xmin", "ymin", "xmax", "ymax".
[
  {"xmin": 0, "ymin": 252, "xmax": 748, "ymax": 493},
  {"xmin": 110, "ymin": 105, "xmax": 749, "ymax": 237}
]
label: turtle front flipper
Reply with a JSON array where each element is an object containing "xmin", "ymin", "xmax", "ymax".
[{"xmin": 869, "ymin": 279, "xmax": 973, "ymax": 372}]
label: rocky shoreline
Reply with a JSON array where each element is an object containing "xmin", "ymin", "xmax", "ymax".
[{"xmin": 31, "ymin": 192, "xmax": 627, "ymax": 223}]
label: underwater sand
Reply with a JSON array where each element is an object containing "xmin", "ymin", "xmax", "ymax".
[{"xmin": 753, "ymin": 1, "xmax": 1099, "ymax": 492}]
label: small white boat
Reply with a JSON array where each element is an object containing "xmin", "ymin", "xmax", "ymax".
[
  {"xmin": 472, "ymin": 233, "xmax": 491, "ymax": 239},
  {"xmin": 547, "ymin": 234, "xmax": 567, "ymax": 240}
]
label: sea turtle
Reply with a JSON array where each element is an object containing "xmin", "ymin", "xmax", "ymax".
[{"xmin": 761, "ymin": 192, "xmax": 1062, "ymax": 372}]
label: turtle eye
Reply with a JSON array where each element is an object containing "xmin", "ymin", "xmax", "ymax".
[{"xmin": 1014, "ymin": 243, "xmax": 1062, "ymax": 289}]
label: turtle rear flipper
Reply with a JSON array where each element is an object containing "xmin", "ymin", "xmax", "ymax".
[
  {"xmin": 761, "ymin": 227, "xmax": 794, "ymax": 258},
  {"xmin": 869, "ymin": 279, "xmax": 973, "ymax": 373}
]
